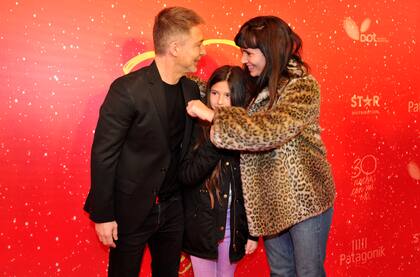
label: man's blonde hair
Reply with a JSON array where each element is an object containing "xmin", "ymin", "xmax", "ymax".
[{"xmin": 153, "ymin": 7, "xmax": 204, "ymax": 55}]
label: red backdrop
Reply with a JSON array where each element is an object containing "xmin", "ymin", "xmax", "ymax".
[{"xmin": 1, "ymin": 0, "xmax": 419, "ymax": 276}]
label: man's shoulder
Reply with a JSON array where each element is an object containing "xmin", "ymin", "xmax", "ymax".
[
  {"xmin": 184, "ymin": 75, "xmax": 203, "ymax": 87},
  {"xmin": 111, "ymin": 64, "xmax": 153, "ymax": 88},
  {"xmin": 183, "ymin": 75, "xmax": 205, "ymax": 97}
]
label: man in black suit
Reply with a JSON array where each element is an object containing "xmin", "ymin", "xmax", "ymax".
[{"xmin": 83, "ymin": 7, "xmax": 205, "ymax": 277}]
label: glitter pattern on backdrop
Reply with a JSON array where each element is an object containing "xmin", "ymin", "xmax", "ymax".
[{"xmin": 0, "ymin": 0, "xmax": 418, "ymax": 276}]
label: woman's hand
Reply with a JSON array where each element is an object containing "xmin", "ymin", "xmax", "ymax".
[
  {"xmin": 245, "ymin": 239, "xmax": 258, "ymax": 254},
  {"xmin": 186, "ymin": 100, "xmax": 215, "ymax": 122}
]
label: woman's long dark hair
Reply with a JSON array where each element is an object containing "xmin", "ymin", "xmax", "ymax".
[
  {"xmin": 196, "ymin": 65, "xmax": 248, "ymax": 208},
  {"xmin": 234, "ymin": 16, "xmax": 308, "ymax": 108}
]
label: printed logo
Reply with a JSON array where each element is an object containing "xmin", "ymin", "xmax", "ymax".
[
  {"xmin": 340, "ymin": 237, "xmax": 385, "ymax": 265},
  {"xmin": 343, "ymin": 17, "xmax": 389, "ymax": 43},
  {"xmin": 351, "ymin": 154, "xmax": 377, "ymax": 200},
  {"xmin": 351, "ymin": 94, "xmax": 380, "ymax": 115},
  {"xmin": 408, "ymin": 100, "xmax": 419, "ymax": 113}
]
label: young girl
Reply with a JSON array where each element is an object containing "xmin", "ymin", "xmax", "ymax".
[
  {"xmin": 179, "ymin": 65, "xmax": 258, "ymax": 277},
  {"xmin": 186, "ymin": 16, "xmax": 336, "ymax": 277}
]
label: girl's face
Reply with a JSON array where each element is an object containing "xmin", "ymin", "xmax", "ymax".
[
  {"xmin": 240, "ymin": 48, "xmax": 266, "ymax": 77},
  {"xmin": 209, "ymin": 81, "xmax": 231, "ymax": 109}
]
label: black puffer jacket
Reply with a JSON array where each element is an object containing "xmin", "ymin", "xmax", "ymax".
[{"xmin": 179, "ymin": 127, "xmax": 257, "ymax": 262}]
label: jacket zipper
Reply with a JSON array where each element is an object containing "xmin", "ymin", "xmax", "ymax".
[{"xmin": 229, "ymin": 162, "xmax": 237, "ymax": 252}]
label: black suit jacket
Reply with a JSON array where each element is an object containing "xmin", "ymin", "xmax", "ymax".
[{"xmin": 84, "ymin": 61, "xmax": 199, "ymax": 233}]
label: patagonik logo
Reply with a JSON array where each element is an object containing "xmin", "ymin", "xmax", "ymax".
[
  {"xmin": 339, "ymin": 237, "xmax": 385, "ymax": 265},
  {"xmin": 343, "ymin": 17, "xmax": 388, "ymax": 43}
]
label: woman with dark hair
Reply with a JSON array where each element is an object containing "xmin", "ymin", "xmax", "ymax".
[
  {"xmin": 179, "ymin": 65, "xmax": 258, "ymax": 277},
  {"xmin": 186, "ymin": 16, "xmax": 336, "ymax": 276}
]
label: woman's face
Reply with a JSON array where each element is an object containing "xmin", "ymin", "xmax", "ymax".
[
  {"xmin": 240, "ymin": 48, "xmax": 266, "ymax": 77},
  {"xmin": 209, "ymin": 81, "xmax": 231, "ymax": 109}
]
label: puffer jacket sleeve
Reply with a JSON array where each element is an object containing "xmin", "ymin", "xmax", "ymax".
[
  {"xmin": 211, "ymin": 76, "xmax": 320, "ymax": 152},
  {"xmin": 179, "ymin": 126, "xmax": 222, "ymax": 186}
]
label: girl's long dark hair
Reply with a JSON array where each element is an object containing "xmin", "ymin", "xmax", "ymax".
[
  {"xmin": 234, "ymin": 16, "xmax": 308, "ymax": 108},
  {"xmin": 196, "ymin": 65, "xmax": 248, "ymax": 208}
]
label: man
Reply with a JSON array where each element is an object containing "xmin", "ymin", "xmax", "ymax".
[{"xmin": 84, "ymin": 7, "xmax": 205, "ymax": 277}]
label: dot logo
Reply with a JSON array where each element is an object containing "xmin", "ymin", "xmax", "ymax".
[{"xmin": 343, "ymin": 17, "xmax": 388, "ymax": 43}]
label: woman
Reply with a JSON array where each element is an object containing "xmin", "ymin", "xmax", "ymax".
[
  {"xmin": 186, "ymin": 16, "xmax": 336, "ymax": 277},
  {"xmin": 180, "ymin": 65, "xmax": 258, "ymax": 277}
]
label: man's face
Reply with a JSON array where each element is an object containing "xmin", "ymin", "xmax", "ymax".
[{"xmin": 175, "ymin": 25, "xmax": 206, "ymax": 73}]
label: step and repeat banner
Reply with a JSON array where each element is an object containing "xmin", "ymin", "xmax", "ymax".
[{"xmin": 0, "ymin": 0, "xmax": 418, "ymax": 276}]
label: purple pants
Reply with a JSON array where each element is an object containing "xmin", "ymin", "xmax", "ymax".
[{"xmin": 190, "ymin": 209, "xmax": 237, "ymax": 277}]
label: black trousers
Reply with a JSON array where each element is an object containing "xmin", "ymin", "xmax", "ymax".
[{"xmin": 108, "ymin": 196, "xmax": 184, "ymax": 277}]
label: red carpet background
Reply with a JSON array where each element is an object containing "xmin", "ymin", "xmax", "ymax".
[{"xmin": 0, "ymin": 0, "xmax": 418, "ymax": 276}]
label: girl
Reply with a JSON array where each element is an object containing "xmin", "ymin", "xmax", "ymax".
[
  {"xmin": 180, "ymin": 65, "xmax": 258, "ymax": 277},
  {"xmin": 186, "ymin": 16, "xmax": 336, "ymax": 277}
]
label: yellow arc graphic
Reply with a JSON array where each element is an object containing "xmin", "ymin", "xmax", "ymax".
[
  {"xmin": 123, "ymin": 39, "xmax": 238, "ymax": 74},
  {"xmin": 178, "ymin": 254, "xmax": 192, "ymax": 275}
]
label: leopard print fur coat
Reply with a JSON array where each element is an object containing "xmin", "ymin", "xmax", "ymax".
[{"xmin": 211, "ymin": 60, "xmax": 336, "ymax": 236}]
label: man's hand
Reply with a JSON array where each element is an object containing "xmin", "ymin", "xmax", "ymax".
[
  {"xmin": 95, "ymin": 221, "xmax": 118, "ymax": 248},
  {"xmin": 186, "ymin": 100, "xmax": 215, "ymax": 122}
]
